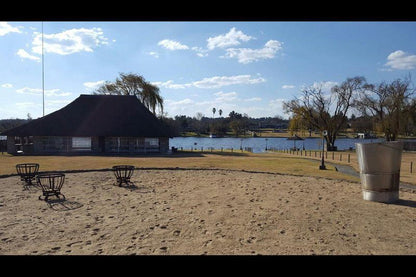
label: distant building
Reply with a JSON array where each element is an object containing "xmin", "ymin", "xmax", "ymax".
[
  {"xmin": 2, "ymin": 94, "xmax": 172, "ymax": 155},
  {"xmin": 357, "ymin": 133, "xmax": 376, "ymax": 139}
]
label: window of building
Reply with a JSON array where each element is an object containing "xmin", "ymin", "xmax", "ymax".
[
  {"xmin": 72, "ymin": 137, "xmax": 91, "ymax": 151},
  {"xmin": 145, "ymin": 138, "xmax": 159, "ymax": 147}
]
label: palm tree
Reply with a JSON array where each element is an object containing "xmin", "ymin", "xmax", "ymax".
[
  {"xmin": 219, "ymin": 109, "xmax": 223, "ymax": 117},
  {"xmin": 94, "ymin": 72, "xmax": 164, "ymax": 116},
  {"xmin": 212, "ymin": 107, "xmax": 216, "ymax": 118}
]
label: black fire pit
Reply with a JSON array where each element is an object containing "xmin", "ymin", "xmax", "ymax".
[
  {"xmin": 36, "ymin": 173, "xmax": 66, "ymax": 201},
  {"xmin": 112, "ymin": 165, "xmax": 135, "ymax": 187},
  {"xmin": 16, "ymin": 163, "xmax": 39, "ymax": 185}
]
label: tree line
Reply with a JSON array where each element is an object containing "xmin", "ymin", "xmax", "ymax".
[
  {"xmin": 161, "ymin": 112, "xmax": 288, "ymax": 137},
  {"xmin": 283, "ymin": 75, "xmax": 416, "ymax": 150},
  {"xmin": 1, "ymin": 73, "xmax": 415, "ymax": 147}
]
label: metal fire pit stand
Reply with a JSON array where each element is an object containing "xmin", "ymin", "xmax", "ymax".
[
  {"xmin": 36, "ymin": 173, "xmax": 66, "ymax": 201},
  {"xmin": 112, "ymin": 165, "xmax": 135, "ymax": 187},
  {"xmin": 16, "ymin": 163, "xmax": 39, "ymax": 185}
]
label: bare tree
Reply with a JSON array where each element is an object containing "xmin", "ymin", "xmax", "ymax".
[
  {"xmin": 283, "ymin": 76, "xmax": 365, "ymax": 150},
  {"xmin": 355, "ymin": 75, "xmax": 415, "ymax": 141}
]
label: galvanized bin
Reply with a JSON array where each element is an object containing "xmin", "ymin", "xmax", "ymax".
[{"xmin": 355, "ymin": 141, "xmax": 403, "ymax": 203}]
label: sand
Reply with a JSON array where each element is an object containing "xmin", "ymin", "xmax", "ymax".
[{"xmin": 1, "ymin": 168, "xmax": 416, "ymax": 255}]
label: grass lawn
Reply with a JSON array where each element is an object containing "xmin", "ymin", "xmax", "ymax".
[
  {"xmin": 273, "ymin": 149, "xmax": 416, "ymax": 185},
  {"xmin": 0, "ymin": 151, "xmax": 359, "ymax": 183},
  {"xmin": 3, "ymin": 149, "xmax": 415, "ymax": 185}
]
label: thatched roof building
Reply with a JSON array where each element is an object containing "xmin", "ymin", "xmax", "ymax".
[{"xmin": 2, "ymin": 94, "xmax": 172, "ymax": 154}]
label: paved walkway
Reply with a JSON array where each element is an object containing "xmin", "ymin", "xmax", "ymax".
[{"xmin": 329, "ymin": 162, "xmax": 416, "ymax": 191}]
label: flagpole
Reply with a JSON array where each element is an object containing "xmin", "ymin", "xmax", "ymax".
[{"xmin": 42, "ymin": 21, "xmax": 45, "ymax": 117}]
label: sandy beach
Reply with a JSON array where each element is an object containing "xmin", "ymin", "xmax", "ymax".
[{"xmin": 1, "ymin": 168, "xmax": 416, "ymax": 255}]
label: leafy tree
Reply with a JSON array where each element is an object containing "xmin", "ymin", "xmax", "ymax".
[
  {"xmin": 94, "ymin": 72, "xmax": 164, "ymax": 116},
  {"xmin": 210, "ymin": 120, "xmax": 228, "ymax": 137},
  {"xmin": 287, "ymin": 114, "xmax": 311, "ymax": 137},
  {"xmin": 228, "ymin": 111, "xmax": 249, "ymax": 137},
  {"xmin": 228, "ymin": 110, "xmax": 242, "ymax": 120}
]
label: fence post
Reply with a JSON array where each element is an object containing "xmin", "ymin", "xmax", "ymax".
[
  {"xmin": 348, "ymin": 154, "xmax": 350, "ymax": 163},
  {"xmin": 411, "ymin": 161, "xmax": 413, "ymax": 173}
]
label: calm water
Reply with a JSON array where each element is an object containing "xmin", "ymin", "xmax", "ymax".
[{"xmin": 170, "ymin": 136, "xmax": 384, "ymax": 153}]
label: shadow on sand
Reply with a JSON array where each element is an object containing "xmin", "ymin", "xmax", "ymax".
[
  {"xmin": 391, "ymin": 198, "xmax": 416, "ymax": 208},
  {"xmin": 46, "ymin": 198, "xmax": 83, "ymax": 211},
  {"xmin": 115, "ymin": 181, "xmax": 155, "ymax": 193}
]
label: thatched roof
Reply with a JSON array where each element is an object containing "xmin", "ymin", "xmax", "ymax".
[{"xmin": 2, "ymin": 94, "xmax": 172, "ymax": 137}]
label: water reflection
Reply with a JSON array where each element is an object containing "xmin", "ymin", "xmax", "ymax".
[{"xmin": 170, "ymin": 137, "xmax": 384, "ymax": 153}]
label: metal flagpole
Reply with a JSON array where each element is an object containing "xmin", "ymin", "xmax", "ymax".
[{"xmin": 42, "ymin": 21, "xmax": 45, "ymax": 117}]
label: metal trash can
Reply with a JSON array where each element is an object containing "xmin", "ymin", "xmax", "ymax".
[{"xmin": 356, "ymin": 141, "xmax": 403, "ymax": 203}]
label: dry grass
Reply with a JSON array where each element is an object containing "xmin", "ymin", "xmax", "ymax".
[
  {"xmin": 3, "ymin": 148, "xmax": 415, "ymax": 185},
  {"xmin": 0, "ymin": 151, "xmax": 359, "ymax": 183},
  {"xmin": 274, "ymin": 149, "xmax": 416, "ymax": 185}
]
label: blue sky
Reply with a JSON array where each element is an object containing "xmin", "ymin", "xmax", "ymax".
[{"xmin": 1, "ymin": 21, "xmax": 416, "ymax": 120}]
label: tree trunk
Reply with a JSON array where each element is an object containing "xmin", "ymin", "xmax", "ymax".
[{"xmin": 326, "ymin": 134, "xmax": 337, "ymax": 151}]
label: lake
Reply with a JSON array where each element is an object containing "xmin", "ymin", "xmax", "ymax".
[{"xmin": 170, "ymin": 137, "xmax": 384, "ymax": 153}]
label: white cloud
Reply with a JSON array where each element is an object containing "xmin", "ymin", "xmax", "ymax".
[
  {"xmin": 148, "ymin": 51, "xmax": 159, "ymax": 58},
  {"xmin": 31, "ymin": 27, "xmax": 108, "ymax": 55},
  {"xmin": 282, "ymin": 85, "xmax": 295, "ymax": 89},
  {"xmin": 158, "ymin": 39, "xmax": 189, "ymax": 50},
  {"xmin": 214, "ymin": 91, "xmax": 238, "ymax": 102},
  {"xmin": 152, "ymin": 80, "xmax": 192, "ymax": 89},
  {"xmin": 16, "ymin": 49, "xmax": 40, "ymax": 62},
  {"xmin": 166, "ymin": 98, "xmax": 194, "ymax": 106},
  {"xmin": 191, "ymin": 46, "xmax": 209, "ymax": 57},
  {"xmin": 223, "ymin": 40, "xmax": 283, "ymax": 64},
  {"xmin": 268, "ymin": 98, "xmax": 288, "ymax": 118},
  {"xmin": 154, "ymin": 74, "xmax": 266, "ymax": 90},
  {"xmin": 244, "ymin": 97, "xmax": 262, "ymax": 102},
  {"xmin": 0, "ymin": 22, "xmax": 22, "ymax": 36},
  {"xmin": 311, "ymin": 81, "xmax": 338, "ymax": 92},
  {"xmin": 193, "ymin": 75, "xmax": 266, "ymax": 89},
  {"xmin": 1, "ymin": 83, "xmax": 13, "ymax": 88},
  {"xmin": 83, "ymin": 80, "xmax": 105, "ymax": 89},
  {"xmin": 385, "ymin": 50, "xmax": 416, "ymax": 70},
  {"xmin": 207, "ymin": 27, "xmax": 253, "ymax": 50},
  {"xmin": 16, "ymin": 87, "xmax": 71, "ymax": 97},
  {"xmin": 15, "ymin": 102, "xmax": 37, "ymax": 111}
]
